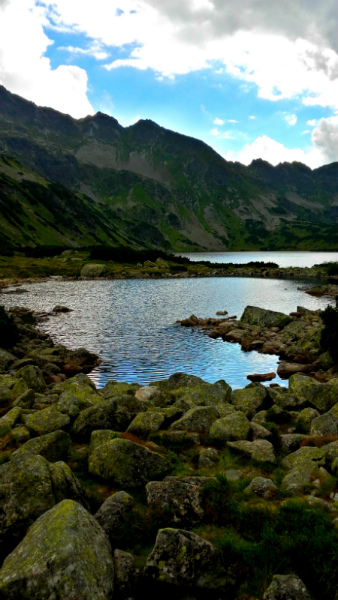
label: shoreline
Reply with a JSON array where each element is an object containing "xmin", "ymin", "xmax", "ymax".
[{"xmin": 1, "ymin": 305, "xmax": 338, "ymax": 598}]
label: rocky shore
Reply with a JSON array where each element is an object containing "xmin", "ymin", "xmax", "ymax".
[
  {"xmin": 1, "ymin": 306, "xmax": 338, "ymax": 599},
  {"xmin": 179, "ymin": 304, "xmax": 338, "ymax": 383}
]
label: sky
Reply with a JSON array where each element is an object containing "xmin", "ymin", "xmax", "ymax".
[{"xmin": 1, "ymin": 0, "xmax": 338, "ymax": 169}]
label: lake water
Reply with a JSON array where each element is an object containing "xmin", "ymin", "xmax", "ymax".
[
  {"xmin": 179, "ymin": 251, "xmax": 338, "ymax": 268},
  {"xmin": 2, "ymin": 257, "xmax": 335, "ymax": 389}
]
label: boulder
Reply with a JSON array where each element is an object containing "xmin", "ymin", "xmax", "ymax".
[
  {"xmin": 15, "ymin": 365, "xmax": 46, "ymax": 393},
  {"xmin": 89, "ymin": 433, "xmax": 171, "ymax": 488},
  {"xmin": 0, "ymin": 500, "xmax": 114, "ymax": 600},
  {"xmin": 23, "ymin": 407, "xmax": 70, "ymax": 436},
  {"xmin": 12, "ymin": 430, "xmax": 71, "ymax": 462},
  {"xmin": 198, "ymin": 447, "xmax": 219, "ymax": 469},
  {"xmin": 227, "ymin": 440, "xmax": 276, "ymax": 463},
  {"xmin": 280, "ymin": 434, "xmax": 307, "ymax": 455},
  {"xmin": 146, "ymin": 476, "xmax": 213, "ymax": 524},
  {"xmin": 72, "ymin": 401, "xmax": 132, "ymax": 440},
  {"xmin": 127, "ymin": 411, "xmax": 165, "ymax": 438},
  {"xmin": 94, "ymin": 491, "xmax": 136, "ymax": 546},
  {"xmin": 0, "ymin": 348, "xmax": 16, "ymax": 371},
  {"xmin": 244, "ymin": 477, "xmax": 278, "ymax": 499},
  {"xmin": 81, "ymin": 263, "xmax": 107, "ymax": 278},
  {"xmin": 310, "ymin": 403, "xmax": 338, "ymax": 437},
  {"xmin": 296, "ymin": 407, "xmax": 320, "ymax": 433},
  {"xmin": 145, "ymin": 528, "xmax": 234, "ymax": 592},
  {"xmin": 282, "ymin": 446, "xmax": 325, "ymax": 470},
  {"xmin": 231, "ymin": 386, "xmax": 268, "ymax": 418},
  {"xmin": 277, "ymin": 362, "xmax": 313, "ymax": 378},
  {"xmin": 251, "ymin": 422, "xmax": 273, "ymax": 441},
  {"xmin": 247, "ymin": 372, "xmax": 276, "ymax": 382},
  {"xmin": 0, "ymin": 453, "xmax": 88, "ymax": 555},
  {"xmin": 240, "ymin": 305, "xmax": 292, "ymax": 328},
  {"xmin": 52, "ymin": 305, "xmax": 72, "ymax": 313},
  {"xmin": 268, "ymin": 386, "xmax": 305, "ymax": 410},
  {"xmin": 209, "ymin": 411, "xmax": 250, "ymax": 443},
  {"xmin": 169, "ymin": 406, "xmax": 219, "ymax": 433},
  {"xmin": 113, "ymin": 549, "xmax": 138, "ymax": 597},
  {"xmin": 166, "ymin": 372, "xmax": 205, "ymax": 389},
  {"xmin": 0, "ymin": 407, "xmax": 22, "ymax": 436},
  {"xmin": 135, "ymin": 385, "xmax": 162, "ymax": 404},
  {"xmin": 288, "ymin": 374, "xmax": 338, "ymax": 413},
  {"xmin": 54, "ymin": 372, "xmax": 101, "ymax": 401},
  {"xmin": 263, "ymin": 574, "xmax": 313, "ymax": 599},
  {"xmin": 176, "ymin": 380, "xmax": 232, "ymax": 407}
]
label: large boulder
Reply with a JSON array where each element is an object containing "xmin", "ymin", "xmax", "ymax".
[
  {"xmin": 145, "ymin": 528, "xmax": 235, "ymax": 592},
  {"xmin": 166, "ymin": 372, "xmax": 205, "ymax": 389},
  {"xmin": 54, "ymin": 373, "xmax": 101, "ymax": 403},
  {"xmin": 244, "ymin": 477, "xmax": 278, "ymax": 499},
  {"xmin": 15, "ymin": 365, "xmax": 46, "ymax": 393},
  {"xmin": 81, "ymin": 263, "xmax": 107, "ymax": 278},
  {"xmin": 227, "ymin": 440, "xmax": 276, "ymax": 463},
  {"xmin": 94, "ymin": 491, "xmax": 136, "ymax": 547},
  {"xmin": 0, "ymin": 348, "xmax": 16, "ymax": 371},
  {"xmin": 209, "ymin": 411, "xmax": 250, "ymax": 443},
  {"xmin": 12, "ymin": 429, "xmax": 71, "ymax": 462},
  {"xmin": 89, "ymin": 432, "xmax": 171, "ymax": 488},
  {"xmin": 127, "ymin": 411, "xmax": 165, "ymax": 438},
  {"xmin": 146, "ymin": 476, "xmax": 213, "ymax": 525},
  {"xmin": 310, "ymin": 403, "xmax": 338, "ymax": 437},
  {"xmin": 0, "ymin": 407, "xmax": 22, "ymax": 436},
  {"xmin": 240, "ymin": 306, "xmax": 292, "ymax": 328},
  {"xmin": 23, "ymin": 406, "xmax": 70, "ymax": 436},
  {"xmin": 174, "ymin": 380, "xmax": 232, "ymax": 407},
  {"xmin": 0, "ymin": 453, "xmax": 88, "ymax": 555},
  {"xmin": 263, "ymin": 574, "xmax": 313, "ymax": 599},
  {"xmin": 72, "ymin": 401, "xmax": 132, "ymax": 440},
  {"xmin": 169, "ymin": 406, "xmax": 219, "ymax": 432},
  {"xmin": 231, "ymin": 386, "xmax": 268, "ymax": 418},
  {"xmin": 282, "ymin": 446, "xmax": 325, "ymax": 470},
  {"xmin": 288, "ymin": 374, "xmax": 338, "ymax": 413},
  {"xmin": 0, "ymin": 500, "xmax": 114, "ymax": 600}
]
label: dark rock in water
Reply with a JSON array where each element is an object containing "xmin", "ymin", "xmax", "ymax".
[
  {"xmin": 179, "ymin": 314, "xmax": 200, "ymax": 327},
  {"xmin": 0, "ymin": 500, "xmax": 114, "ymax": 600},
  {"xmin": 277, "ymin": 362, "xmax": 313, "ymax": 378},
  {"xmin": 247, "ymin": 372, "xmax": 276, "ymax": 382},
  {"xmin": 52, "ymin": 305, "xmax": 73, "ymax": 313},
  {"xmin": 145, "ymin": 527, "xmax": 235, "ymax": 592},
  {"xmin": 263, "ymin": 574, "xmax": 313, "ymax": 599},
  {"xmin": 240, "ymin": 305, "xmax": 292, "ymax": 328},
  {"xmin": 216, "ymin": 310, "xmax": 228, "ymax": 315}
]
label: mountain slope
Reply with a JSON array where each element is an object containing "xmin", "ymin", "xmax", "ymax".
[{"xmin": 0, "ymin": 85, "xmax": 337, "ymax": 251}]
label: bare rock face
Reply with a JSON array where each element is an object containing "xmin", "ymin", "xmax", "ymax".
[{"xmin": 0, "ymin": 500, "xmax": 114, "ymax": 600}]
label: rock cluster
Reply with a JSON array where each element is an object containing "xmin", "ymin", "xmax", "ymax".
[
  {"xmin": 0, "ymin": 308, "xmax": 338, "ymax": 598},
  {"xmin": 180, "ymin": 304, "xmax": 337, "ymax": 381}
]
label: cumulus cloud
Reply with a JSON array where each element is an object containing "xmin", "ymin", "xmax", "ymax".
[
  {"xmin": 213, "ymin": 117, "xmax": 224, "ymax": 125},
  {"xmin": 312, "ymin": 118, "xmax": 338, "ymax": 163},
  {"xmin": 285, "ymin": 114, "xmax": 297, "ymax": 125},
  {"xmin": 34, "ymin": 0, "xmax": 338, "ymax": 111},
  {"xmin": 0, "ymin": 0, "xmax": 93, "ymax": 118}
]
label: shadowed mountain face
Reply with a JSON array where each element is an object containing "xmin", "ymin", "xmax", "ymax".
[{"xmin": 0, "ymin": 84, "xmax": 337, "ymax": 252}]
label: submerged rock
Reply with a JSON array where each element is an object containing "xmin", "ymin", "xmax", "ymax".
[{"xmin": 0, "ymin": 499, "xmax": 114, "ymax": 600}]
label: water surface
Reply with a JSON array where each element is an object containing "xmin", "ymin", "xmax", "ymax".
[
  {"xmin": 2, "ymin": 275, "xmax": 334, "ymax": 389},
  {"xmin": 179, "ymin": 251, "xmax": 338, "ymax": 268}
]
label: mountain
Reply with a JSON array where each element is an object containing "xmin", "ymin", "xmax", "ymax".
[{"xmin": 0, "ymin": 84, "xmax": 337, "ymax": 252}]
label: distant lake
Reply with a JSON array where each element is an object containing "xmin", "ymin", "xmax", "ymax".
[
  {"xmin": 179, "ymin": 251, "xmax": 338, "ymax": 268},
  {"xmin": 2, "ymin": 258, "xmax": 335, "ymax": 390}
]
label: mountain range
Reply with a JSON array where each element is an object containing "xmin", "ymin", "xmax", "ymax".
[{"xmin": 0, "ymin": 84, "xmax": 337, "ymax": 253}]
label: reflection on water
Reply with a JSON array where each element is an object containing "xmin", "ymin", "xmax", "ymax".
[
  {"xmin": 2, "ymin": 277, "xmax": 334, "ymax": 389},
  {"xmin": 179, "ymin": 251, "xmax": 338, "ymax": 269}
]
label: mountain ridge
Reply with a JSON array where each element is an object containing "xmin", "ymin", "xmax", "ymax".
[{"xmin": 0, "ymin": 85, "xmax": 337, "ymax": 252}]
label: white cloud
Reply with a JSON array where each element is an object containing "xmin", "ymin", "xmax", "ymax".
[
  {"xmin": 58, "ymin": 43, "xmax": 109, "ymax": 60},
  {"xmin": 210, "ymin": 128, "xmax": 219, "ymax": 136},
  {"xmin": 226, "ymin": 115, "xmax": 338, "ymax": 168},
  {"xmin": 213, "ymin": 117, "xmax": 224, "ymax": 125},
  {"xmin": 285, "ymin": 114, "xmax": 297, "ymax": 126},
  {"xmin": 307, "ymin": 119, "xmax": 318, "ymax": 126},
  {"xmin": 0, "ymin": 0, "xmax": 93, "ymax": 118},
  {"xmin": 249, "ymin": 115, "xmax": 256, "ymax": 119},
  {"xmin": 301, "ymin": 130, "xmax": 310, "ymax": 135}
]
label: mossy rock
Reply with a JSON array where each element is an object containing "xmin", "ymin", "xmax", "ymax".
[
  {"xmin": 169, "ymin": 406, "xmax": 219, "ymax": 433},
  {"xmin": 209, "ymin": 411, "xmax": 250, "ymax": 443},
  {"xmin": 0, "ymin": 407, "xmax": 22, "ymax": 437},
  {"xmin": 13, "ymin": 430, "xmax": 71, "ymax": 462},
  {"xmin": 0, "ymin": 500, "xmax": 114, "ymax": 600},
  {"xmin": 282, "ymin": 446, "xmax": 326, "ymax": 470},
  {"xmin": 72, "ymin": 401, "xmax": 132, "ymax": 440},
  {"xmin": 231, "ymin": 386, "xmax": 268, "ymax": 418},
  {"xmin": 81, "ymin": 263, "xmax": 107, "ymax": 278},
  {"xmin": 23, "ymin": 407, "xmax": 70, "ymax": 436},
  {"xmin": 89, "ymin": 435, "xmax": 171, "ymax": 488},
  {"xmin": 240, "ymin": 305, "xmax": 292, "ymax": 328},
  {"xmin": 100, "ymin": 380, "xmax": 141, "ymax": 400},
  {"xmin": 227, "ymin": 440, "xmax": 276, "ymax": 463},
  {"xmin": 15, "ymin": 365, "xmax": 46, "ymax": 393},
  {"xmin": 310, "ymin": 403, "xmax": 338, "ymax": 437},
  {"xmin": 296, "ymin": 407, "xmax": 320, "ymax": 433},
  {"xmin": 127, "ymin": 411, "xmax": 165, "ymax": 438},
  {"xmin": 94, "ymin": 491, "xmax": 136, "ymax": 547}
]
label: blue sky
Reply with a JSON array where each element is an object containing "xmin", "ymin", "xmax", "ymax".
[{"xmin": 1, "ymin": 0, "xmax": 338, "ymax": 168}]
